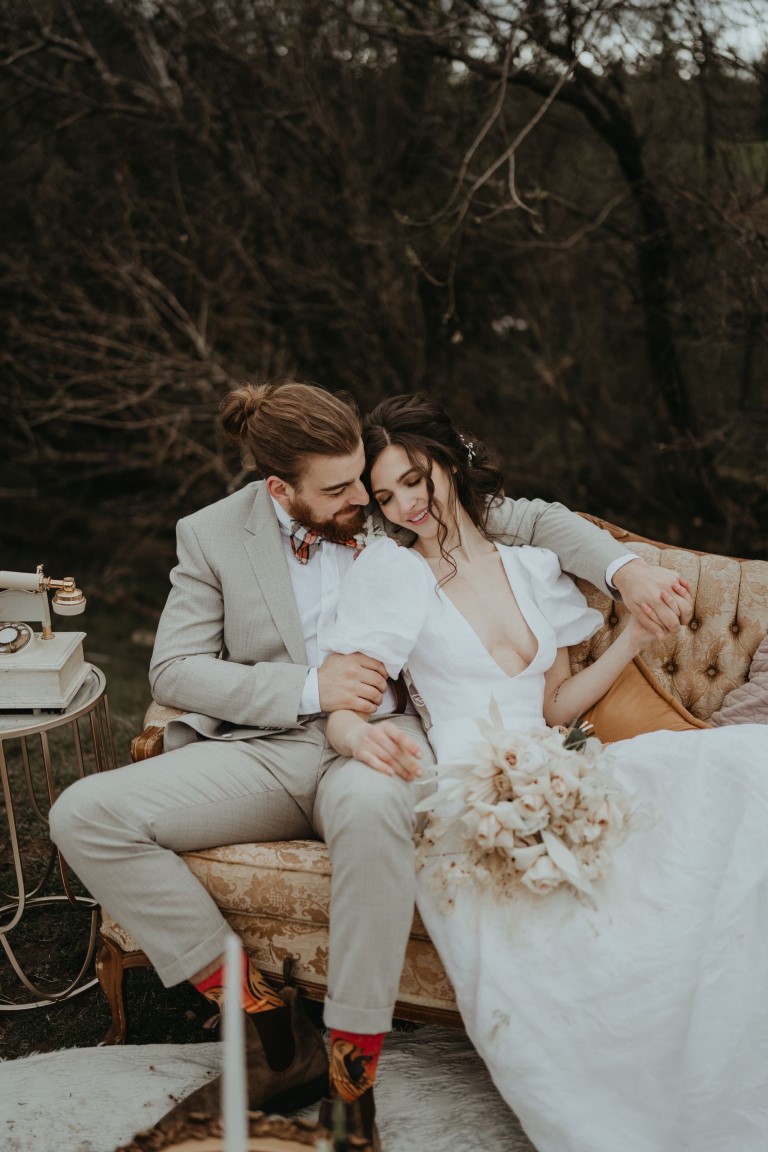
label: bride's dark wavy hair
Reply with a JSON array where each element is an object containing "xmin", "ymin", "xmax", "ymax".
[{"xmin": 362, "ymin": 394, "xmax": 504, "ymax": 577}]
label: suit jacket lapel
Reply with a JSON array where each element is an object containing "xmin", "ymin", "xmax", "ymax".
[{"xmin": 243, "ymin": 485, "xmax": 308, "ymax": 664}]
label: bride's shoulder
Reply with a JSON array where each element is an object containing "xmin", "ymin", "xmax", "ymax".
[
  {"xmin": 356, "ymin": 536, "xmax": 422, "ymax": 565},
  {"xmin": 498, "ymin": 543, "xmax": 563, "ymax": 582},
  {"xmin": 352, "ymin": 537, "xmax": 431, "ymax": 585},
  {"xmin": 500, "ymin": 544, "xmax": 602, "ymax": 642}
]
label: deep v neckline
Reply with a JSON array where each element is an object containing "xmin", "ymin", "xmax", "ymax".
[{"xmin": 413, "ymin": 544, "xmax": 542, "ymax": 681}]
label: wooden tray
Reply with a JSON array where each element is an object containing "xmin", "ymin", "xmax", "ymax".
[{"xmin": 118, "ymin": 1110, "xmax": 372, "ymax": 1151}]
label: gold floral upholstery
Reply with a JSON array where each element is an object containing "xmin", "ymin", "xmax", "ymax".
[
  {"xmin": 100, "ymin": 816, "xmax": 459, "ymax": 1041},
  {"xmin": 570, "ymin": 529, "xmax": 768, "ymax": 720},
  {"xmin": 99, "ymin": 839, "xmax": 457, "ymax": 1039},
  {"xmin": 98, "ymin": 519, "xmax": 768, "ymax": 1042}
]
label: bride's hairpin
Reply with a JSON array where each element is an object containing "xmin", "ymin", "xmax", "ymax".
[{"xmin": 459, "ymin": 433, "xmax": 476, "ymax": 466}]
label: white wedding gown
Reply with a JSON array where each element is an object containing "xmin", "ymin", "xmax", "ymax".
[{"xmin": 328, "ymin": 538, "xmax": 768, "ymax": 1152}]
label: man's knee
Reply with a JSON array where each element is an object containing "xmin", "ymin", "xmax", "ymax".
[
  {"xmin": 49, "ymin": 771, "xmax": 120, "ymax": 850},
  {"xmin": 328, "ymin": 767, "xmax": 416, "ymax": 841}
]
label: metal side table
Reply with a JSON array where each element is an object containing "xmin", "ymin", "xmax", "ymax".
[{"xmin": 0, "ymin": 666, "xmax": 117, "ymax": 1009}]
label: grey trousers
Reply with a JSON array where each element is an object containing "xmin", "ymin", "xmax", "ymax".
[{"xmin": 49, "ymin": 714, "xmax": 436, "ymax": 1033}]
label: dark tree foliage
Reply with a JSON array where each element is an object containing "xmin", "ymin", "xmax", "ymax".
[{"xmin": 1, "ymin": 0, "xmax": 766, "ymax": 601}]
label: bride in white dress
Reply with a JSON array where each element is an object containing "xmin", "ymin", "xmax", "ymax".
[{"xmin": 325, "ymin": 395, "xmax": 768, "ymax": 1152}]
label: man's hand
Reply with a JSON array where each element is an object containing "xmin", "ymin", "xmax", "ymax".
[
  {"xmin": 318, "ymin": 652, "xmax": 389, "ymax": 714},
  {"xmin": 350, "ymin": 719, "xmax": 423, "ymax": 781},
  {"xmin": 612, "ymin": 560, "xmax": 693, "ymax": 639}
]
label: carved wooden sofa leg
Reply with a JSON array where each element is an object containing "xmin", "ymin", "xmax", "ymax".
[{"xmin": 96, "ymin": 934, "xmax": 152, "ymax": 1045}]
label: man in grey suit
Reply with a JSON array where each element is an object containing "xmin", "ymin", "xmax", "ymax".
[{"xmin": 50, "ymin": 380, "xmax": 691, "ymax": 1148}]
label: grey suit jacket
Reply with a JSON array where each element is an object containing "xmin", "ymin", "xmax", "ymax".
[{"xmin": 149, "ymin": 483, "xmax": 633, "ymax": 748}]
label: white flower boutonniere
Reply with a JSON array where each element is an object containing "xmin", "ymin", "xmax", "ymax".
[{"xmin": 353, "ymin": 514, "xmax": 387, "ymax": 555}]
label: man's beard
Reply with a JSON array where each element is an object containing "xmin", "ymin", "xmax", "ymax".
[{"xmin": 287, "ymin": 495, "xmax": 367, "ymax": 542}]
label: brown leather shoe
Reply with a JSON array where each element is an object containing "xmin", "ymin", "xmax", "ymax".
[
  {"xmin": 318, "ymin": 1087, "xmax": 381, "ymax": 1151},
  {"xmin": 149, "ymin": 985, "xmax": 329, "ymax": 1133}
]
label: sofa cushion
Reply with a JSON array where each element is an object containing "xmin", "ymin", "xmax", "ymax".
[
  {"xmin": 710, "ymin": 633, "xmax": 768, "ymax": 726},
  {"xmin": 100, "ymin": 838, "xmax": 458, "ymax": 1016},
  {"xmin": 582, "ymin": 657, "xmax": 710, "ymax": 743}
]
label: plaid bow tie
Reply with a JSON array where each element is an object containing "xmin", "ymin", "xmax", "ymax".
[{"xmin": 289, "ymin": 521, "xmax": 359, "ymax": 564}]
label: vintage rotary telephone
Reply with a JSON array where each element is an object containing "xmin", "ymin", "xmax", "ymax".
[{"xmin": 0, "ymin": 566, "xmax": 90, "ymax": 711}]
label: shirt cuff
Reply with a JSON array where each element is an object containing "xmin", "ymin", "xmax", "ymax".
[
  {"xmin": 298, "ymin": 667, "xmax": 321, "ymax": 717},
  {"xmin": 605, "ymin": 554, "xmax": 637, "ymax": 591}
]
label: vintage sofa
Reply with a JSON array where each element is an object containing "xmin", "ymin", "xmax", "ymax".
[{"xmin": 96, "ymin": 517, "xmax": 768, "ymax": 1043}]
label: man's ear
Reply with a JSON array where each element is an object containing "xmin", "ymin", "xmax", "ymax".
[{"xmin": 266, "ymin": 475, "xmax": 294, "ymax": 508}]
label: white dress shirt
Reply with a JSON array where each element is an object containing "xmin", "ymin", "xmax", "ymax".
[
  {"xmin": 606, "ymin": 555, "xmax": 636, "ymax": 589},
  {"xmin": 271, "ymin": 497, "xmax": 400, "ymax": 717}
]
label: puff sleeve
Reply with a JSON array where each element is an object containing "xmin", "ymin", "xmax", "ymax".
[
  {"xmin": 326, "ymin": 538, "xmax": 432, "ymax": 678},
  {"xmin": 517, "ymin": 546, "xmax": 604, "ymax": 647}
]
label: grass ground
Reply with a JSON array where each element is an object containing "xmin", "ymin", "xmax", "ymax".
[{"xmin": 0, "ymin": 604, "xmax": 215, "ymax": 1061}]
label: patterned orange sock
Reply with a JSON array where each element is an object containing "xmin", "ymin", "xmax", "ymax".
[
  {"xmin": 329, "ymin": 1030, "xmax": 384, "ymax": 1102},
  {"xmin": 195, "ymin": 952, "xmax": 293, "ymax": 1070},
  {"xmin": 194, "ymin": 952, "xmax": 285, "ymax": 1014}
]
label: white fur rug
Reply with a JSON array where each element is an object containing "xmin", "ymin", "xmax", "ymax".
[{"xmin": 1, "ymin": 1026, "xmax": 537, "ymax": 1152}]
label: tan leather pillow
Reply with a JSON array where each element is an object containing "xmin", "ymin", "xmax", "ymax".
[{"xmin": 582, "ymin": 657, "xmax": 710, "ymax": 744}]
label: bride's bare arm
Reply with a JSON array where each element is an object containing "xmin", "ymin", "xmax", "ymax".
[
  {"xmin": 326, "ymin": 710, "xmax": 423, "ymax": 781},
  {"xmin": 543, "ymin": 614, "xmax": 657, "ymax": 728}
]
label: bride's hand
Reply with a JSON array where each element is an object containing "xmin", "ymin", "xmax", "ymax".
[
  {"xmin": 351, "ymin": 720, "xmax": 422, "ymax": 781},
  {"xmin": 624, "ymin": 606, "xmax": 666, "ymax": 654}
]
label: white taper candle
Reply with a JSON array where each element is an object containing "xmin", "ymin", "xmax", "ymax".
[{"xmin": 223, "ymin": 934, "xmax": 248, "ymax": 1152}]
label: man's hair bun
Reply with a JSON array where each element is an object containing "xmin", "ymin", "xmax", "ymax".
[
  {"xmin": 217, "ymin": 378, "xmax": 361, "ymax": 486},
  {"xmin": 219, "ymin": 383, "xmax": 272, "ymax": 444}
]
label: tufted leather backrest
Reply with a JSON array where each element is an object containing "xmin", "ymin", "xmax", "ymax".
[{"xmin": 569, "ymin": 517, "xmax": 768, "ymax": 721}]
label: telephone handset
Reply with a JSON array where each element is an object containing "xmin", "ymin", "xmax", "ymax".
[{"xmin": 0, "ymin": 566, "xmax": 90, "ymax": 712}]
